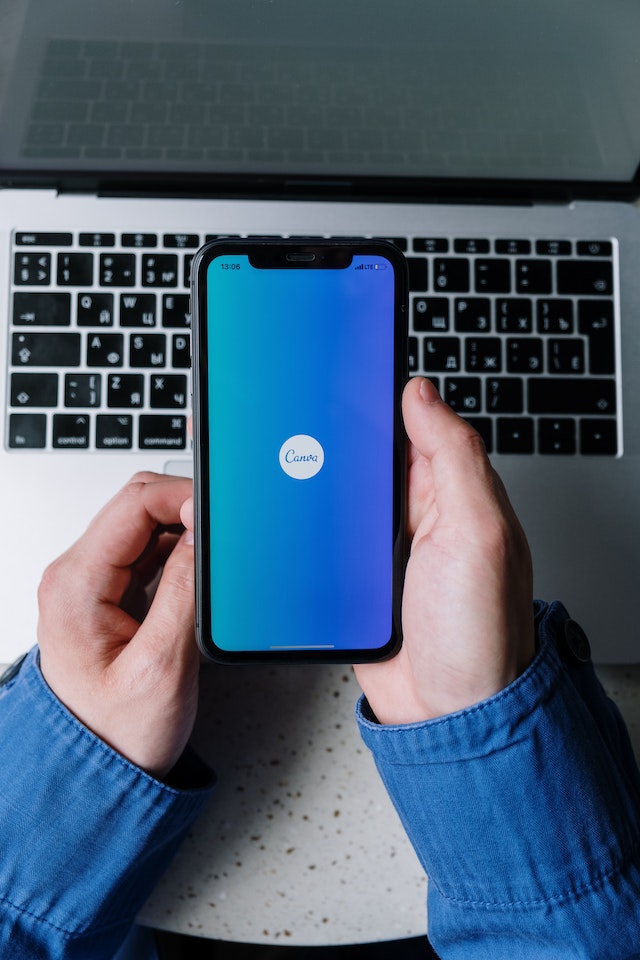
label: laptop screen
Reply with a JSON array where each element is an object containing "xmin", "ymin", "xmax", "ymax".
[{"xmin": 1, "ymin": 0, "xmax": 639, "ymax": 199}]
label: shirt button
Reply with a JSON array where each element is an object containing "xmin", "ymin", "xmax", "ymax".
[{"xmin": 561, "ymin": 619, "xmax": 592, "ymax": 663}]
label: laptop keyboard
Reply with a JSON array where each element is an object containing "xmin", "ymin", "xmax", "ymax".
[
  {"xmin": 7, "ymin": 231, "xmax": 619, "ymax": 457},
  {"xmin": 404, "ymin": 235, "xmax": 618, "ymax": 455}
]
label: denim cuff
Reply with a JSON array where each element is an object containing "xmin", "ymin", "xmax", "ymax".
[
  {"xmin": 356, "ymin": 600, "xmax": 640, "ymax": 910},
  {"xmin": 0, "ymin": 646, "xmax": 215, "ymax": 954}
]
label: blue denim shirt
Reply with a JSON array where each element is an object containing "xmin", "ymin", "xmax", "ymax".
[
  {"xmin": 0, "ymin": 647, "xmax": 215, "ymax": 960},
  {"xmin": 1, "ymin": 601, "xmax": 639, "ymax": 958},
  {"xmin": 357, "ymin": 601, "xmax": 640, "ymax": 958}
]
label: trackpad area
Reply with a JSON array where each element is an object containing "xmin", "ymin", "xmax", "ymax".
[{"xmin": 164, "ymin": 459, "xmax": 193, "ymax": 478}]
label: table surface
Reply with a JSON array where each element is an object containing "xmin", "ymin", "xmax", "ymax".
[{"xmin": 138, "ymin": 658, "xmax": 640, "ymax": 945}]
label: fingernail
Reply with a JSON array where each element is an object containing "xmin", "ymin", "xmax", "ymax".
[
  {"xmin": 184, "ymin": 530, "xmax": 194, "ymax": 546},
  {"xmin": 419, "ymin": 377, "xmax": 441, "ymax": 404}
]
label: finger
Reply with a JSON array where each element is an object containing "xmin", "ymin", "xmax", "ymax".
[
  {"xmin": 180, "ymin": 496, "xmax": 194, "ymax": 532},
  {"xmin": 135, "ymin": 529, "xmax": 196, "ymax": 665},
  {"xmin": 76, "ymin": 474, "xmax": 194, "ymax": 581},
  {"xmin": 132, "ymin": 528, "xmax": 182, "ymax": 587}
]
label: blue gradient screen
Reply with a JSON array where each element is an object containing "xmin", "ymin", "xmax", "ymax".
[{"xmin": 205, "ymin": 253, "xmax": 397, "ymax": 654}]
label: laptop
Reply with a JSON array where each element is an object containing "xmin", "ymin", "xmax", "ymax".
[{"xmin": 1, "ymin": 0, "xmax": 639, "ymax": 664}]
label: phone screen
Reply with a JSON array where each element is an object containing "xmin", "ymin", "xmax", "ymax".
[{"xmin": 193, "ymin": 240, "xmax": 407, "ymax": 661}]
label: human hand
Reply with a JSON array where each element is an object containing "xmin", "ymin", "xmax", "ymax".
[
  {"xmin": 38, "ymin": 473, "xmax": 198, "ymax": 779},
  {"xmin": 355, "ymin": 378, "xmax": 535, "ymax": 725}
]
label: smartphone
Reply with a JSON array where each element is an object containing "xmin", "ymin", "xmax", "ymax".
[{"xmin": 191, "ymin": 238, "xmax": 408, "ymax": 663}]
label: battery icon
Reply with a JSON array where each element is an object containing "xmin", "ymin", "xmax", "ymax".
[{"xmin": 374, "ymin": 262, "xmax": 388, "ymax": 270}]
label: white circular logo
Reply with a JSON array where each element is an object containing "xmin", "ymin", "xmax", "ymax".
[{"xmin": 279, "ymin": 434, "xmax": 324, "ymax": 480}]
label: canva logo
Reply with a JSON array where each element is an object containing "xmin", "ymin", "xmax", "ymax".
[{"xmin": 279, "ymin": 434, "xmax": 324, "ymax": 479}]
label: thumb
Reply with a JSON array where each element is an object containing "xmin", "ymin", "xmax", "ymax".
[{"xmin": 402, "ymin": 377, "xmax": 498, "ymax": 517}]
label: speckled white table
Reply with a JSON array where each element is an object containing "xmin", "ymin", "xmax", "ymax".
[
  {"xmin": 140, "ymin": 662, "xmax": 428, "ymax": 945},
  {"xmin": 133, "ymin": 658, "xmax": 640, "ymax": 946}
]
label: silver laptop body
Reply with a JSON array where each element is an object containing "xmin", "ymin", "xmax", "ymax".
[{"xmin": 1, "ymin": 0, "xmax": 639, "ymax": 663}]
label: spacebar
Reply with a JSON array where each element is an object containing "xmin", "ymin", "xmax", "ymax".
[{"xmin": 528, "ymin": 378, "xmax": 616, "ymax": 414}]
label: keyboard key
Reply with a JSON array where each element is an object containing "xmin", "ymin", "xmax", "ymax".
[
  {"xmin": 538, "ymin": 418, "xmax": 576, "ymax": 455},
  {"xmin": 120, "ymin": 293, "xmax": 156, "ymax": 326},
  {"xmin": 537, "ymin": 299, "xmax": 573, "ymax": 334},
  {"xmin": 139, "ymin": 414, "xmax": 186, "ymax": 450},
  {"xmin": 576, "ymin": 240, "xmax": 612, "ymax": 257},
  {"xmin": 548, "ymin": 338, "xmax": 585, "ymax": 375},
  {"xmin": 171, "ymin": 333, "xmax": 191, "ymax": 368},
  {"xmin": 57, "ymin": 252, "xmax": 93, "ymax": 285},
  {"xmin": 528, "ymin": 378, "xmax": 616, "ymax": 415},
  {"xmin": 15, "ymin": 232, "xmax": 72, "ymax": 246},
  {"xmin": 535, "ymin": 240, "xmax": 571, "ymax": 256},
  {"xmin": 87, "ymin": 332, "xmax": 124, "ymax": 367},
  {"xmin": 96, "ymin": 414, "xmax": 133, "ymax": 449},
  {"xmin": 100, "ymin": 253, "xmax": 136, "ymax": 285},
  {"xmin": 107, "ymin": 373, "xmax": 144, "ymax": 407},
  {"xmin": 494, "ymin": 239, "xmax": 531, "ymax": 255},
  {"xmin": 150, "ymin": 373, "xmax": 188, "ymax": 408},
  {"xmin": 506, "ymin": 338, "xmax": 543, "ymax": 374},
  {"xmin": 474, "ymin": 259, "xmax": 511, "ymax": 293},
  {"xmin": 13, "ymin": 292, "xmax": 71, "ymax": 326},
  {"xmin": 454, "ymin": 298, "xmax": 491, "ymax": 332},
  {"xmin": 9, "ymin": 413, "xmax": 47, "ymax": 448},
  {"xmin": 12, "ymin": 332, "xmax": 81, "ymax": 366},
  {"xmin": 406, "ymin": 257, "xmax": 428, "ymax": 292},
  {"xmin": 497, "ymin": 417, "xmax": 534, "ymax": 454},
  {"xmin": 14, "ymin": 252, "xmax": 51, "ymax": 285},
  {"xmin": 413, "ymin": 297, "xmax": 449, "ymax": 332},
  {"xmin": 515, "ymin": 259, "xmax": 552, "ymax": 294},
  {"xmin": 556, "ymin": 259, "xmax": 612, "ymax": 295},
  {"xmin": 496, "ymin": 298, "xmax": 532, "ymax": 333},
  {"xmin": 77, "ymin": 292, "xmax": 114, "ymax": 326},
  {"xmin": 454, "ymin": 238, "xmax": 489, "ymax": 254},
  {"xmin": 443, "ymin": 377, "xmax": 481, "ymax": 413},
  {"xmin": 79, "ymin": 232, "xmax": 115, "ymax": 247},
  {"xmin": 65, "ymin": 373, "xmax": 101, "ymax": 407},
  {"xmin": 413, "ymin": 238, "xmax": 448, "ymax": 253},
  {"xmin": 163, "ymin": 233, "xmax": 200, "ymax": 248},
  {"xmin": 487, "ymin": 378, "xmax": 523, "ymax": 413},
  {"xmin": 122, "ymin": 233, "xmax": 157, "ymax": 247},
  {"xmin": 53, "ymin": 413, "xmax": 90, "ymax": 448},
  {"xmin": 423, "ymin": 337, "xmax": 460, "ymax": 372},
  {"xmin": 142, "ymin": 254, "xmax": 179, "ymax": 287},
  {"xmin": 578, "ymin": 300, "xmax": 615, "ymax": 374},
  {"xmin": 433, "ymin": 258, "xmax": 470, "ymax": 292},
  {"xmin": 465, "ymin": 337, "xmax": 502, "ymax": 373},
  {"xmin": 130, "ymin": 333, "xmax": 167, "ymax": 367},
  {"xmin": 580, "ymin": 418, "xmax": 618, "ymax": 455},
  {"xmin": 162, "ymin": 293, "xmax": 191, "ymax": 327},
  {"xmin": 11, "ymin": 372, "xmax": 58, "ymax": 407}
]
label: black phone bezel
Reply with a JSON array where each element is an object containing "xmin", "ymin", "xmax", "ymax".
[{"xmin": 191, "ymin": 237, "xmax": 408, "ymax": 663}]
